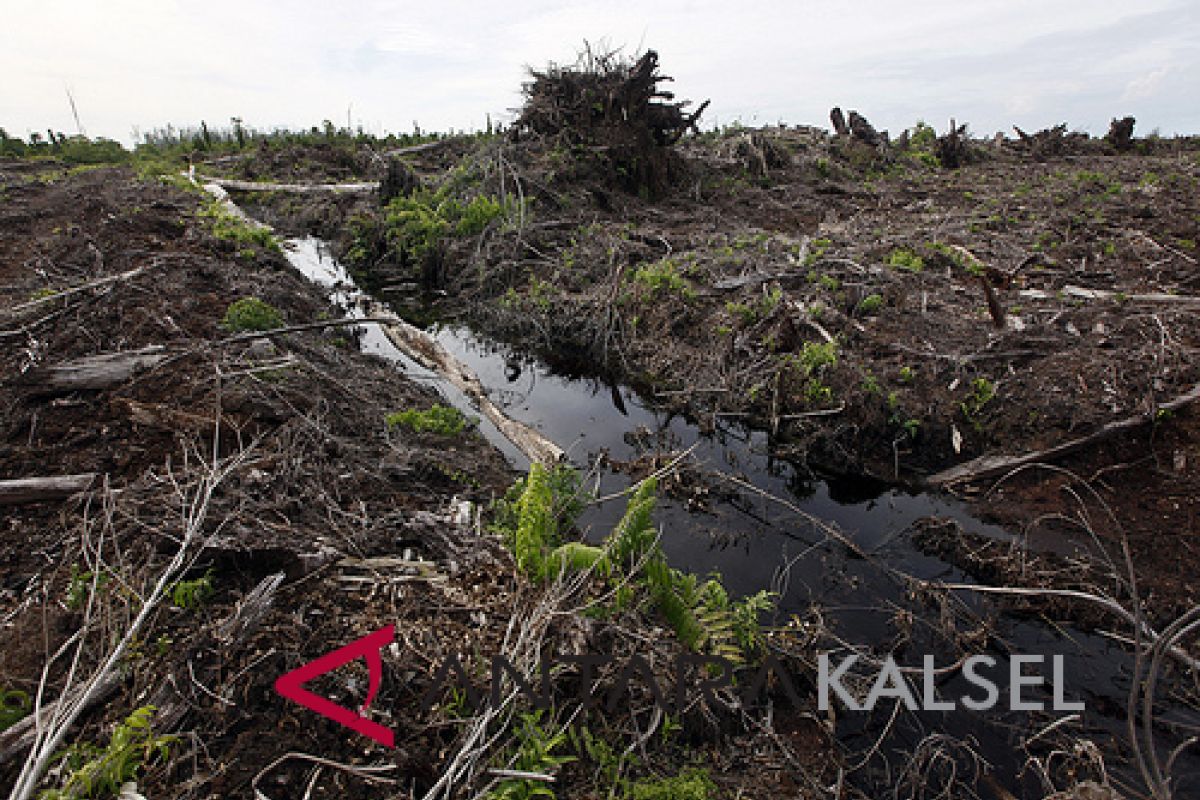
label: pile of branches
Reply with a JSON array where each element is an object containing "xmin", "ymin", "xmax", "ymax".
[
  {"xmin": 514, "ymin": 47, "xmax": 709, "ymax": 196},
  {"xmin": 935, "ymin": 118, "xmax": 978, "ymax": 168},
  {"xmin": 1105, "ymin": 115, "xmax": 1136, "ymax": 151},
  {"xmin": 1012, "ymin": 123, "xmax": 1089, "ymax": 160}
]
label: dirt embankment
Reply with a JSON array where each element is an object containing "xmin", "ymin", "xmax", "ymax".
[{"xmin": 0, "ymin": 163, "xmax": 510, "ymax": 795}]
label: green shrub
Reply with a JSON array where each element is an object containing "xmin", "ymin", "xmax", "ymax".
[
  {"xmin": 199, "ymin": 200, "xmax": 280, "ymax": 252},
  {"xmin": 808, "ymin": 237, "xmax": 832, "ymax": 263},
  {"xmin": 626, "ymin": 768, "xmax": 716, "ymax": 800},
  {"xmin": 909, "ymin": 121, "xmax": 937, "ymax": 150},
  {"xmin": 495, "ymin": 462, "xmax": 606, "ymax": 583},
  {"xmin": 493, "ymin": 467, "xmax": 772, "ymax": 662},
  {"xmin": 725, "ymin": 286, "xmax": 782, "ymax": 326},
  {"xmin": 167, "ymin": 571, "xmax": 214, "ymax": 609},
  {"xmin": 0, "ymin": 130, "xmax": 130, "ymax": 165},
  {"xmin": 220, "ymin": 297, "xmax": 283, "ymax": 332},
  {"xmin": 960, "ymin": 377, "xmax": 996, "ymax": 428},
  {"xmin": 66, "ymin": 565, "xmax": 111, "ymax": 611},
  {"xmin": 604, "ymin": 477, "xmax": 658, "ymax": 573},
  {"xmin": 631, "ymin": 259, "xmax": 695, "ymax": 301},
  {"xmin": 487, "ymin": 712, "xmax": 574, "ymax": 800},
  {"xmin": 513, "ymin": 462, "xmax": 557, "ymax": 580},
  {"xmin": 57, "ymin": 136, "xmax": 129, "ymax": 166},
  {"xmin": 857, "ymin": 293, "xmax": 883, "ymax": 314},
  {"xmin": 786, "ymin": 341, "xmax": 839, "ymax": 408},
  {"xmin": 888, "ymin": 248, "xmax": 924, "ymax": 272},
  {"xmin": 382, "ymin": 194, "xmax": 452, "ymax": 262},
  {"xmin": 385, "ymin": 403, "xmax": 469, "ymax": 436},
  {"xmin": 39, "ymin": 706, "xmax": 176, "ymax": 800},
  {"xmin": 364, "ymin": 189, "xmax": 520, "ymax": 268},
  {"xmin": 796, "ymin": 340, "xmax": 838, "ymax": 374},
  {"xmin": 453, "ymin": 194, "xmax": 510, "ymax": 236},
  {"xmin": 898, "ymin": 121, "xmax": 941, "ymax": 167},
  {"xmin": 490, "ymin": 464, "xmax": 585, "ymax": 556}
]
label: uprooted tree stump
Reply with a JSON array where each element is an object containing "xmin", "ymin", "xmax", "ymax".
[
  {"xmin": 830, "ymin": 107, "xmax": 886, "ymax": 148},
  {"xmin": 1106, "ymin": 116, "xmax": 1136, "ymax": 152},
  {"xmin": 731, "ymin": 131, "xmax": 792, "ymax": 177},
  {"xmin": 935, "ymin": 119, "xmax": 975, "ymax": 168},
  {"xmin": 1012, "ymin": 123, "xmax": 1088, "ymax": 160},
  {"xmin": 514, "ymin": 48, "xmax": 709, "ymax": 197},
  {"xmin": 830, "ymin": 107, "xmax": 850, "ymax": 137},
  {"xmin": 848, "ymin": 111, "xmax": 884, "ymax": 147}
]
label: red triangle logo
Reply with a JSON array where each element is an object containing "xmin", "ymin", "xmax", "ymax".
[{"xmin": 275, "ymin": 624, "xmax": 395, "ymax": 747}]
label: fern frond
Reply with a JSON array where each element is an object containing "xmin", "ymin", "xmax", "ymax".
[
  {"xmin": 605, "ymin": 476, "xmax": 658, "ymax": 572},
  {"xmin": 514, "ymin": 462, "xmax": 554, "ymax": 579},
  {"xmin": 548, "ymin": 542, "xmax": 608, "ymax": 577}
]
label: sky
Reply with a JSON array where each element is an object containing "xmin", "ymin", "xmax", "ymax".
[{"xmin": 1, "ymin": 0, "xmax": 1197, "ymax": 145}]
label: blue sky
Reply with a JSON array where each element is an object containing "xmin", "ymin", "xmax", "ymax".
[{"xmin": 1, "ymin": 0, "xmax": 1196, "ymax": 144}]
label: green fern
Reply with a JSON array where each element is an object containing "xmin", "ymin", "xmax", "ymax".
[
  {"xmin": 40, "ymin": 705, "xmax": 176, "ymax": 800},
  {"xmin": 642, "ymin": 564, "xmax": 768, "ymax": 664},
  {"xmin": 491, "ymin": 467, "xmax": 774, "ymax": 663},
  {"xmin": 514, "ymin": 463, "xmax": 555, "ymax": 580},
  {"xmin": 730, "ymin": 590, "xmax": 775, "ymax": 657},
  {"xmin": 605, "ymin": 477, "xmax": 658, "ymax": 572},
  {"xmin": 166, "ymin": 570, "xmax": 213, "ymax": 609},
  {"xmin": 548, "ymin": 541, "xmax": 608, "ymax": 576},
  {"xmin": 642, "ymin": 559, "xmax": 702, "ymax": 650},
  {"xmin": 487, "ymin": 711, "xmax": 575, "ymax": 800},
  {"xmin": 693, "ymin": 580, "xmax": 741, "ymax": 663}
]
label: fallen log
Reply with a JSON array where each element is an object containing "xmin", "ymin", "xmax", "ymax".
[
  {"xmin": 0, "ymin": 672, "xmax": 120, "ymax": 765},
  {"xmin": 4, "ymin": 265, "xmax": 148, "ymax": 317},
  {"xmin": 928, "ymin": 382, "xmax": 1200, "ymax": 486},
  {"xmin": 111, "ymin": 398, "xmax": 213, "ymax": 434},
  {"xmin": 14, "ymin": 346, "xmax": 168, "ymax": 394},
  {"xmin": 383, "ymin": 138, "xmax": 461, "ymax": 158},
  {"xmin": 374, "ymin": 306, "xmax": 564, "ymax": 465},
  {"xmin": 215, "ymin": 572, "xmax": 286, "ymax": 645},
  {"xmin": 196, "ymin": 181, "xmax": 272, "ymax": 229},
  {"xmin": 0, "ymin": 474, "xmax": 96, "ymax": 506},
  {"xmin": 197, "ymin": 175, "xmax": 378, "ymax": 195},
  {"xmin": 1019, "ymin": 286, "xmax": 1200, "ymax": 307},
  {"xmin": 712, "ymin": 270, "xmax": 808, "ymax": 292}
]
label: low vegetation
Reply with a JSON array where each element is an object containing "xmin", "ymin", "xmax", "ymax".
[
  {"xmin": 219, "ymin": 297, "xmax": 283, "ymax": 332},
  {"xmin": 887, "ymin": 247, "xmax": 924, "ymax": 272},
  {"xmin": 38, "ymin": 706, "xmax": 175, "ymax": 800},
  {"xmin": 166, "ymin": 571, "xmax": 214, "ymax": 609},
  {"xmin": 385, "ymin": 403, "xmax": 470, "ymax": 435},
  {"xmin": 346, "ymin": 185, "xmax": 521, "ymax": 274},
  {"xmin": 198, "ymin": 199, "xmax": 280, "ymax": 253},
  {"xmin": 492, "ymin": 464, "xmax": 773, "ymax": 665}
]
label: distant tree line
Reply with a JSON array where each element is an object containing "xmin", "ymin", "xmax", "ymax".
[
  {"xmin": 0, "ymin": 117, "xmax": 486, "ymax": 166},
  {"xmin": 0, "ymin": 127, "xmax": 128, "ymax": 164}
]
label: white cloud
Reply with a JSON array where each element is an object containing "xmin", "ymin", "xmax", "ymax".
[{"xmin": 1123, "ymin": 65, "xmax": 1171, "ymax": 100}]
